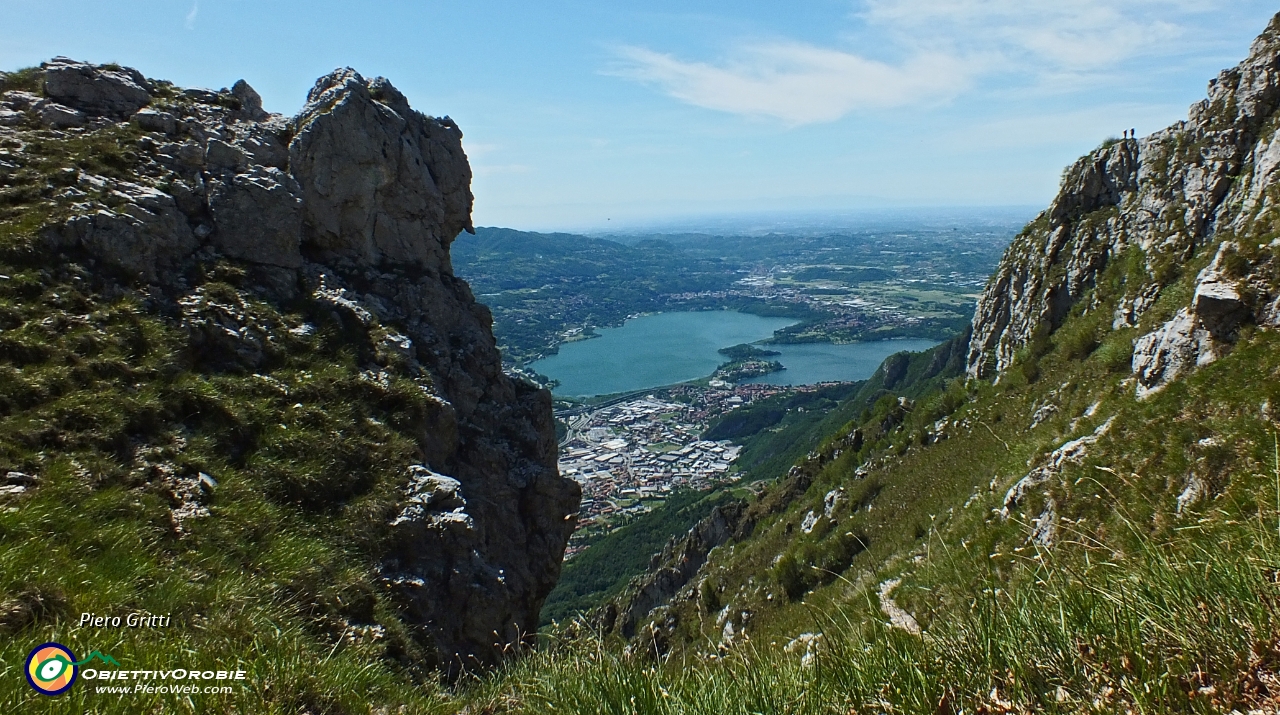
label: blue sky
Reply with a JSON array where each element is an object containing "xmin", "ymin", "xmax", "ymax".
[{"xmin": 3, "ymin": 1, "xmax": 1277, "ymax": 231}]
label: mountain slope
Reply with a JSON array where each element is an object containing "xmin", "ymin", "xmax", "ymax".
[
  {"xmin": 0, "ymin": 59, "xmax": 576, "ymax": 711},
  {"xmin": 457, "ymin": 14, "xmax": 1280, "ymax": 715}
]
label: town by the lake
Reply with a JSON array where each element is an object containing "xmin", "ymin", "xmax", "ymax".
[{"xmin": 556, "ymin": 381, "xmax": 830, "ymax": 555}]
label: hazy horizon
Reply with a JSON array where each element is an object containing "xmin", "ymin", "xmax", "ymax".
[{"xmin": 477, "ymin": 204, "xmax": 1040, "ymax": 236}]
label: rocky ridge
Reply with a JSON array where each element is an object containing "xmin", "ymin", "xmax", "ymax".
[
  {"xmin": 0, "ymin": 58, "xmax": 579, "ymax": 673},
  {"xmin": 966, "ymin": 16, "xmax": 1280, "ymax": 394}
]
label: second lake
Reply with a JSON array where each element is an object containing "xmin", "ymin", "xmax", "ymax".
[
  {"xmin": 740, "ymin": 339, "xmax": 940, "ymax": 387},
  {"xmin": 529, "ymin": 310, "xmax": 939, "ymax": 397}
]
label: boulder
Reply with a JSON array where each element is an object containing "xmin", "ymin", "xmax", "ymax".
[
  {"xmin": 233, "ymin": 122, "xmax": 290, "ymax": 169},
  {"xmin": 132, "ymin": 108, "xmax": 177, "ymax": 135},
  {"xmin": 41, "ymin": 181, "xmax": 198, "ymax": 283},
  {"xmin": 205, "ymin": 139, "xmax": 248, "ymax": 172},
  {"xmin": 402, "ymin": 465, "xmax": 466, "ymax": 511},
  {"xmin": 181, "ymin": 87, "xmax": 221, "ymax": 104},
  {"xmin": 0, "ymin": 91, "xmax": 40, "ymax": 110},
  {"xmin": 1131, "ymin": 309, "xmax": 1211, "ymax": 398},
  {"xmin": 230, "ymin": 79, "xmax": 266, "ymax": 120},
  {"xmin": 822, "ymin": 488, "xmax": 845, "ymax": 518},
  {"xmin": 800, "ymin": 509, "xmax": 819, "ymax": 534},
  {"xmin": 41, "ymin": 57, "xmax": 151, "ymax": 118},
  {"xmin": 1192, "ymin": 276, "xmax": 1247, "ymax": 336},
  {"xmin": 37, "ymin": 102, "xmax": 85, "ymax": 129},
  {"xmin": 1191, "ymin": 243, "xmax": 1250, "ymax": 338}
]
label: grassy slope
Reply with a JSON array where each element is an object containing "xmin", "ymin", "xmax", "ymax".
[
  {"xmin": 0, "ymin": 106, "xmax": 460, "ymax": 712},
  {"xmin": 542, "ymin": 488, "xmax": 738, "ymax": 626}
]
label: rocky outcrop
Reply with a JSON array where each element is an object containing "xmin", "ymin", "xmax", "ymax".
[
  {"xmin": 1002, "ymin": 417, "xmax": 1114, "ymax": 517},
  {"xmin": 967, "ymin": 14, "xmax": 1280, "ymax": 386},
  {"xmin": 42, "ymin": 57, "xmax": 152, "ymax": 118},
  {"xmin": 290, "ymin": 70, "xmax": 473, "ymax": 270},
  {"xmin": 4, "ymin": 59, "xmax": 578, "ymax": 674},
  {"xmin": 1130, "ymin": 237, "xmax": 1264, "ymax": 396},
  {"xmin": 595, "ymin": 501, "xmax": 750, "ymax": 641}
]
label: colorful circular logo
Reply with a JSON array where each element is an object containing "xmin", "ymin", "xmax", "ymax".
[{"xmin": 25, "ymin": 643, "xmax": 77, "ymax": 696}]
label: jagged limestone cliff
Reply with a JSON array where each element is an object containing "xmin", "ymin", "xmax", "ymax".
[
  {"xmin": 967, "ymin": 17, "xmax": 1280, "ymax": 395},
  {"xmin": 0, "ymin": 58, "xmax": 578, "ymax": 675}
]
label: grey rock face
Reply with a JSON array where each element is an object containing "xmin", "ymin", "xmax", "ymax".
[
  {"xmin": 207, "ymin": 168, "xmax": 304, "ymax": 268},
  {"xmin": 1131, "ymin": 309, "xmax": 1209, "ymax": 398},
  {"xmin": 1002, "ymin": 417, "xmax": 1114, "ymax": 517},
  {"xmin": 231, "ymin": 79, "xmax": 266, "ymax": 120},
  {"xmin": 967, "ymin": 14, "xmax": 1280, "ymax": 382},
  {"xmin": 289, "ymin": 69, "xmax": 473, "ymax": 270},
  {"xmin": 206, "ymin": 139, "xmax": 249, "ymax": 172},
  {"xmin": 26, "ymin": 59, "xmax": 578, "ymax": 675},
  {"xmin": 41, "ymin": 57, "xmax": 151, "ymax": 118},
  {"xmin": 822, "ymin": 488, "xmax": 845, "ymax": 518},
  {"xmin": 401, "ymin": 466, "xmax": 466, "ymax": 511},
  {"xmin": 1129, "ymin": 243, "xmax": 1245, "ymax": 397},
  {"xmin": 1190, "ymin": 254, "xmax": 1249, "ymax": 337}
]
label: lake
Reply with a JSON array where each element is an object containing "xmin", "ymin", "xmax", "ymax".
[
  {"xmin": 530, "ymin": 311, "xmax": 795, "ymax": 397},
  {"xmin": 529, "ymin": 311, "xmax": 940, "ymax": 397},
  {"xmin": 740, "ymin": 339, "xmax": 940, "ymax": 386}
]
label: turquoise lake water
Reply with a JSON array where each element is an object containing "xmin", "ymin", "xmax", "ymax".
[
  {"xmin": 741, "ymin": 339, "xmax": 940, "ymax": 386},
  {"xmin": 529, "ymin": 311, "xmax": 939, "ymax": 397},
  {"xmin": 530, "ymin": 311, "xmax": 795, "ymax": 397}
]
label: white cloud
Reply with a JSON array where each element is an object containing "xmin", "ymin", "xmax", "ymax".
[
  {"xmin": 461, "ymin": 141, "xmax": 501, "ymax": 157},
  {"xmin": 609, "ymin": 1, "xmax": 1230, "ymax": 124},
  {"xmin": 185, "ymin": 2, "xmax": 199, "ymax": 30},
  {"xmin": 860, "ymin": 0, "xmax": 1196, "ymax": 71},
  {"xmin": 609, "ymin": 43, "xmax": 975, "ymax": 125}
]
